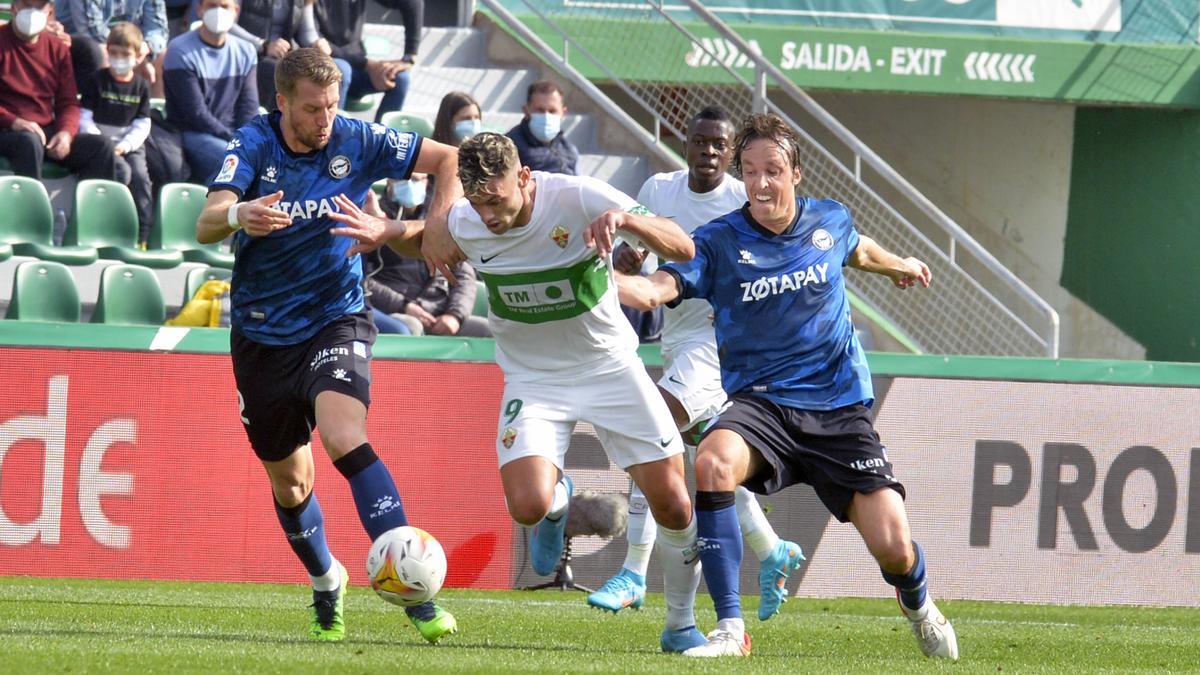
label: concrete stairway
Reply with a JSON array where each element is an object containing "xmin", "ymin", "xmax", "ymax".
[{"xmin": 354, "ymin": 23, "xmax": 655, "ymax": 199}]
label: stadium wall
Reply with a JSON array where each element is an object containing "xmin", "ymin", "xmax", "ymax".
[{"xmin": 0, "ymin": 325, "xmax": 1198, "ymax": 607}]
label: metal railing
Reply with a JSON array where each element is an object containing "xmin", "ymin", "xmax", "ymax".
[{"xmin": 481, "ymin": 0, "xmax": 1060, "ymax": 357}]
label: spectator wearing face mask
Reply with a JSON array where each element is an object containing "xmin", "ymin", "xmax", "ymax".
[
  {"xmin": 506, "ymin": 79, "xmax": 577, "ymax": 175},
  {"xmin": 383, "ymin": 90, "xmax": 479, "ymax": 218},
  {"xmin": 162, "ymin": 0, "xmax": 258, "ymax": 182},
  {"xmin": 79, "ymin": 21, "xmax": 154, "ymax": 243},
  {"xmin": 0, "ymin": 0, "xmax": 118, "ymax": 182},
  {"xmin": 365, "ymin": 173, "xmax": 491, "ymax": 338}
]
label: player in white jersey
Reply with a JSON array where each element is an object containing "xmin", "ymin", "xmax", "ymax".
[
  {"xmin": 588, "ymin": 107, "xmax": 804, "ymax": 622},
  {"xmin": 327, "ymin": 132, "xmax": 708, "ymax": 653}
]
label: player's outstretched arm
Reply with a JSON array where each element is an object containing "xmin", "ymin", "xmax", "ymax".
[
  {"xmin": 197, "ymin": 189, "xmax": 292, "ymax": 244},
  {"xmin": 585, "ymin": 209, "xmax": 695, "ymax": 262},
  {"xmin": 847, "ymin": 234, "xmax": 932, "ymax": 290},
  {"xmin": 328, "ymin": 193, "xmax": 425, "ymax": 258},
  {"xmin": 411, "ymin": 138, "xmax": 465, "ymax": 281},
  {"xmin": 615, "ymin": 269, "xmax": 681, "ymax": 311}
]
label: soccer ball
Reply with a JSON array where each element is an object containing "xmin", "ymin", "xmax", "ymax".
[{"xmin": 366, "ymin": 526, "xmax": 447, "ymax": 607}]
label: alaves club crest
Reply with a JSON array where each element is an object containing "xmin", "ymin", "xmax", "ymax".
[{"xmin": 550, "ymin": 226, "xmax": 569, "ymax": 249}]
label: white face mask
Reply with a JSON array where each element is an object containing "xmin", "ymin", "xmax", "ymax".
[
  {"xmin": 15, "ymin": 8, "xmax": 49, "ymax": 38},
  {"xmin": 109, "ymin": 58, "xmax": 135, "ymax": 76},
  {"xmin": 202, "ymin": 7, "xmax": 237, "ymax": 35}
]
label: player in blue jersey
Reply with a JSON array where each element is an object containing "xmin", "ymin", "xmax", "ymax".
[
  {"xmin": 195, "ymin": 48, "xmax": 461, "ymax": 644},
  {"xmin": 617, "ymin": 113, "xmax": 958, "ymax": 660}
]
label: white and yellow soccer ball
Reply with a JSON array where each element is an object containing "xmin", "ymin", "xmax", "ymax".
[{"xmin": 366, "ymin": 526, "xmax": 448, "ymax": 607}]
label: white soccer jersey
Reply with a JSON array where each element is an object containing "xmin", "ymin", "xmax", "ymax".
[
  {"xmin": 637, "ymin": 170, "xmax": 746, "ymax": 348},
  {"xmin": 449, "ymin": 172, "xmax": 641, "ymax": 379}
]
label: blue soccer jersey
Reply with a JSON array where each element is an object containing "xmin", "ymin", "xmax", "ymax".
[
  {"xmin": 210, "ymin": 112, "xmax": 422, "ymax": 345},
  {"xmin": 664, "ymin": 197, "xmax": 872, "ymax": 410}
]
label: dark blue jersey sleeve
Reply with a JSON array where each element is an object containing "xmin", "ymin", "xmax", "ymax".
[
  {"xmin": 366, "ymin": 125, "xmax": 423, "ymax": 181},
  {"xmin": 208, "ymin": 129, "xmax": 261, "ymax": 198}
]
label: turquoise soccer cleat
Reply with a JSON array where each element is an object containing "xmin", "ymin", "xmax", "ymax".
[
  {"xmin": 660, "ymin": 625, "xmax": 708, "ymax": 653},
  {"xmin": 758, "ymin": 540, "xmax": 804, "ymax": 621},
  {"xmin": 529, "ymin": 475, "xmax": 573, "ymax": 576},
  {"xmin": 587, "ymin": 567, "xmax": 646, "ymax": 613}
]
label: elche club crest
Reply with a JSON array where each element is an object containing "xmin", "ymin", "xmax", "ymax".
[
  {"xmin": 329, "ymin": 155, "xmax": 351, "ymax": 179},
  {"xmin": 550, "ymin": 226, "xmax": 569, "ymax": 249},
  {"xmin": 501, "ymin": 427, "xmax": 518, "ymax": 449},
  {"xmin": 812, "ymin": 228, "xmax": 833, "ymax": 251}
]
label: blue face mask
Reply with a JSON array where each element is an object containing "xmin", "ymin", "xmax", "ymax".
[
  {"xmin": 389, "ymin": 179, "xmax": 426, "ymax": 210},
  {"xmin": 453, "ymin": 118, "xmax": 482, "ymax": 142},
  {"xmin": 529, "ymin": 112, "xmax": 562, "ymax": 143}
]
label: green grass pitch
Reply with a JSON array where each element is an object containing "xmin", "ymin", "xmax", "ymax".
[{"xmin": 2, "ymin": 577, "xmax": 1198, "ymax": 673}]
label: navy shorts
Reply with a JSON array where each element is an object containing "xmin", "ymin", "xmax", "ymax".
[
  {"xmin": 231, "ymin": 312, "xmax": 376, "ymax": 462},
  {"xmin": 706, "ymin": 393, "xmax": 905, "ymax": 522}
]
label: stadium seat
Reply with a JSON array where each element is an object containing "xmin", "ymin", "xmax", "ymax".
[
  {"xmin": 66, "ymin": 179, "xmax": 184, "ymax": 269},
  {"xmin": 344, "ymin": 92, "xmax": 382, "ymax": 113},
  {"xmin": 182, "ymin": 266, "xmax": 233, "ymax": 306},
  {"xmin": 473, "ymin": 280, "xmax": 489, "ymax": 317},
  {"xmin": 379, "ymin": 111, "xmax": 434, "ymax": 138},
  {"xmin": 0, "ymin": 176, "xmax": 98, "ymax": 265},
  {"xmin": 151, "ymin": 183, "xmax": 234, "ymax": 268},
  {"xmin": 5, "ymin": 260, "xmax": 80, "ymax": 322},
  {"xmin": 91, "ymin": 264, "xmax": 166, "ymax": 325}
]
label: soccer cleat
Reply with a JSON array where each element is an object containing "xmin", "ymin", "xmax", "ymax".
[
  {"xmin": 660, "ymin": 625, "xmax": 707, "ymax": 653},
  {"xmin": 408, "ymin": 603, "xmax": 458, "ymax": 644},
  {"xmin": 309, "ymin": 562, "xmax": 348, "ymax": 641},
  {"xmin": 529, "ymin": 475, "xmax": 573, "ymax": 576},
  {"xmin": 757, "ymin": 539, "xmax": 805, "ymax": 621},
  {"xmin": 900, "ymin": 596, "xmax": 959, "ymax": 660},
  {"xmin": 587, "ymin": 568, "xmax": 646, "ymax": 613},
  {"xmin": 682, "ymin": 628, "xmax": 752, "ymax": 657}
]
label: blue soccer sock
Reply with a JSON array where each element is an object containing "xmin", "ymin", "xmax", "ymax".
[
  {"xmin": 881, "ymin": 540, "xmax": 929, "ymax": 612},
  {"xmin": 333, "ymin": 442, "xmax": 409, "ymax": 541},
  {"xmin": 695, "ymin": 490, "xmax": 742, "ymax": 621},
  {"xmin": 274, "ymin": 491, "xmax": 334, "ymax": 578}
]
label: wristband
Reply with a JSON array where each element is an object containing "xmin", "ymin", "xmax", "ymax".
[{"xmin": 227, "ymin": 203, "xmax": 242, "ymax": 229}]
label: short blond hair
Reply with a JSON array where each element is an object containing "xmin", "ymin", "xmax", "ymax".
[
  {"xmin": 275, "ymin": 47, "xmax": 343, "ymax": 99},
  {"xmin": 107, "ymin": 21, "xmax": 143, "ymax": 51},
  {"xmin": 457, "ymin": 132, "xmax": 520, "ymax": 196}
]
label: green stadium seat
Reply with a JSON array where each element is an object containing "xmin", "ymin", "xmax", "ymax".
[
  {"xmin": 5, "ymin": 260, "xmax": 81, "ymax": 322},
  {"xmin": 150, "ymin": 182, "xmax": 234, "ymax": 268},
  {"xmin": 182, "ymin": 265, "xmax": 233, "ymax": 306},
  {"xmin": 0, "ymin": 242, "xmax": 11, "ymax": 261},
  {"xmin": 149, "ymin": 97, "xmax": 166, "ymax": 117},
  {"xmin": 473, "ymin": 280, "xmax": 489, "ymax": 317},
  {"xmin": 344, "ymin": 92, "xmax": 382, "ymax": 113},
  {"xmin": 66, "ymin": 179, "xmax": 183, "ymax": 269},
  {"xmin": 379, "ymin": 111, "xmax": 434, "ymax": 138},
  {"xmin": 0, "ymin": 175, "xmax": 98, "ymax": 265},
  {"xmin": 91, "ymin": 264, "xmax": 165, "ymax": 325}
]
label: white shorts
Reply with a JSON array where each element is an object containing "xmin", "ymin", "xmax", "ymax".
[
  {"xmin": 657, "ymin": 340, "xmax": 727, "ymax": 431},
  {"xmin": 495, "ymin": 359, "xmax": 685, "ymax": 470}
]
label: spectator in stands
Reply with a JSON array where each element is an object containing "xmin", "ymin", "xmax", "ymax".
[
  {"xmin": 0, "ymin": 0, "xmax": 117, "ymax": 182},
  {"xmin": 233, "ymin": 0, "xmax": 350, "ymax": 108},
  {"xmin": 163, "ymin": 0, "xmax": 258, "ymax": 182},
  {"xmin": 366, "ymin": 172, "xmax": 490, "ymax": 338},
  {"xmin": 164, "ymin": 0, "xmax": 193, "ymax": 38},
  {"xmin": 382, "ymin": 90, "xmax": 479, "ymax": 218},
  {"xmin": 313, "ymin": 0, "xmax": 420, "ymax": 122},
  {"xmin": 79, "ymin": 22, "xmax": 154, "ymax": 244},
  {"xmin": 507, "ymin": 80, "xmax": 578, "ymax": 175},
  {"xmin": 56, "ymin": 0, "xmax": 168, "ymax": 91}
]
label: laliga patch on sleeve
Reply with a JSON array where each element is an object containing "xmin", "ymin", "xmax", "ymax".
[
  {"xmin": 353, "ymin": 341, "xmax": 367, "ymax": 358},
  {"xmin": 215, "ymin": 154, "xmax": 239, "ymax": 183}
]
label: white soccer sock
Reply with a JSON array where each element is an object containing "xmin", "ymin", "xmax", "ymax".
[
  {"xmin": 310, "ymin": 557, "xmax": 341, "ymax": 591},
  {"xmin": 655, "ymin": 516, "xmax": 701, "ymax": 631},
  {"xmin": 736, "ymin": 486, "xmax": 780, "ymax": 562},
  {"xmin": 622, "ymin": 484, "xmax": 657, "ymax": 577},
  {"xmin": 547, "ymin": 477, "xmax": 570, "ymax": 520},
  {"xmin": 717, "ymin": 617, "xmax": 745, "ymax": 640}
]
